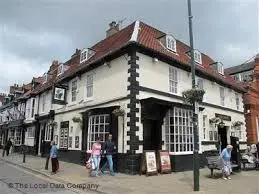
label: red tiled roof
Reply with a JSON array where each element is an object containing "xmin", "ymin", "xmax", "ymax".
[
  {"xmin": 33, "ymin": 76, "xmax": 44, "ymax": 83},
  {"xmin": 137, "ymin": 22, "xmax": 244, "ymax": 91},
  {"xmin": 35, "ymin": 20, "xmax": 244, "ymax": 95}
]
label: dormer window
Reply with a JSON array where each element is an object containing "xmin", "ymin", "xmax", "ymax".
[
  {"xmin": 57, "ymin": 63, "xmax": 64, "ymax": 76},
  {"xmin": 43, "ymin": 73, "xmax": 48, "ymax": 83},
  {"xmin": 80, "ymin": 48, "xmax": 95, "ymax": 64},
  {"xmin": 166, "ymin": 35, "xmax": 176, "ymax": 52},
  {"xmin": 217, "ymin": 62, "xmax": 224, "ymax": 75},
  {"xmin": 194, "ymin": 50, "xmax": 202, "ymax": 64}
]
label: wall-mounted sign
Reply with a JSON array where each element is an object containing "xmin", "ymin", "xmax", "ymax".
[
  {"xmin": 158, "ymin": 150, "xmax": 171, "ymax": 173},
  {"xmin": 215, "ymin": 113, "xmax": 231, "ymax": 121},
  {"xmin": 60, "ymin": 121, "xmax": 69, "ymax": 149},
  {"xmin": 52, "ymin": 87, "xmax": 66, "ymax": 104}
]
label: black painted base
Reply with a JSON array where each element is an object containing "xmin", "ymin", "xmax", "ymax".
[
  {"xmin": 58, "ymin": 150, "xmax": 84, "ymax": 165},
  {"xmin": 117, "ymin": 153, "xmax": 141, "ymax": 174}
]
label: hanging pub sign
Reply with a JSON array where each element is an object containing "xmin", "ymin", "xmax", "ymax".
[
  {"xmin": 52, "ymin": 86, "xmax": 66, "ymax": 104},
  {"xmin": 158, "ymin": 150, "xmax": 171, "ymax": 174},
  {"xmin": 140, "ymin": 150, "xmax": 158, "ymax": 176}
]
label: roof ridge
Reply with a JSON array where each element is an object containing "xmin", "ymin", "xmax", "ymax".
[{"xmin": 129, "ymin": 20, "xmax": 140, "ymax": 42}]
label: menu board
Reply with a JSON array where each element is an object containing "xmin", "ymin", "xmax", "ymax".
[
  {"xmin": 158, "ymin": 150, "xmax": 171, "ymax": 173},
  {"xmin": 60, "ymin": 121, "xmax": 69, "ymax": 149},
  {"xmin": 140, "ymin": 150, "xmax": 158, "ymax": 176}
]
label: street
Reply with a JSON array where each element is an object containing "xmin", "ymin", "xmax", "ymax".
[{"xmin": 0, "ymin": 160, "xmax": 77, "ymax": 194}]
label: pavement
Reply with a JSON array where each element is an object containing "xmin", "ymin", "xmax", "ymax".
[
  {"xmin": 0, "ymin": 150, "xmax": 259, "ymax": 194},
  {"xmin": 0, "ymin": 159, "xmax": 77, "ymax": 194}
]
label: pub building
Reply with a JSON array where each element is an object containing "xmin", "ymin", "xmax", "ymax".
[
  {"xmin": 0, "ymin": 21, "xmax": 247, "ymax": 174},
  {"xmin": 46, "ymin": 21, "xmax": 246, "ymax": 173}
]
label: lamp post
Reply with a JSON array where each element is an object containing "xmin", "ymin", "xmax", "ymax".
[{"xmin": 187, "ymin": 0, "xmax": 199, "ymax": 191}]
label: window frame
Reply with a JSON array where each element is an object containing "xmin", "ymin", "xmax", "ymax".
[
  {"xmin": 87, "ymin": 114, "xmax": 110, "ymax": 151},
  {"xmin": 194, "ymin": 50, "xmax": 202, "ymax": 64},
  {"xmin": 57, "ymin": 64, "xmax": 64, "ymax": 76},
  {"xmin": 71, "ymin": 79, "xmax": 78, "ymax": 102},
  {"xmin": 217, "ymin": 63, "xmax": 224, "ymax": 75},
  {"xmin": 42, "ymin": 94, "xmax": 46, "ymax": 113},
  {"xmin": 44, "ymin": 124, "xmax": 52, "ymax": 142},
  {"xmin": 27, "ymin": 127, "xmax": 35, "ymax": 138},
  {"xmin": 169, "ymin": 66, "xmax": 178, "ymax": 94},
  {"xmin": 209, "ymin": 123, "xmax": 218, "ymax": 141},
  {"xmin": 164, "ymin": 107, "xmax": 194, "ymax": 154},
  {"xmin": 14, "ymin": 129, "xmax": 22, "ymax": 145},
  {"xmin": 165, "ymin": 35, "xmax": 177, "ymax": 52},
  {"xmin": 86, "ymin": 74, "xmax": 93, "ymax": 99},
  {"xmin": 31, "ymin": 98, "xmax": 35, "ymax": 118}
]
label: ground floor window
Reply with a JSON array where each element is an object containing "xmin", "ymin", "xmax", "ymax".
[
  {"xmin": 87, "ymin": 114, "xmax": 110, "ymax": 151},
  {"xmin": 165, "ymin": 107, "xmax": 193, "ymax": 153},
  {"xmin": 60, "ymin": 121, "xmax": 69, "ymax": 149},
  {"xmin": 44, "ymin": 124, "xmax": 52, "ymax": 142},
  {"xmin": 209, "ymin": 124, "xmax": 218, "ymax": 141},
  {"xmin": 14, "ymin": 129, "xmax": 22, "ymax": 145},
  {"xmin": 8, "ymin": 129, "xmax": 15, "ymax": 142},
  {"xmin": 232, "ymin": 126, "xmax": 242, "ymax": 140},
  {"xmin": 27, "ymin": 127, "xmax": 35, "ymax": 138}
]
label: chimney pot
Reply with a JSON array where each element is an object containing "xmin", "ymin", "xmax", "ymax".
[{"xmin": 106, "ymin": 21, "xmax": 120, "ymax": 37}]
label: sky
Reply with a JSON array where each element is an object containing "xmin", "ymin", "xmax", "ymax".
[{"xmin": 0, "ymin": 0, "xmax": 258, "ymax": 93}]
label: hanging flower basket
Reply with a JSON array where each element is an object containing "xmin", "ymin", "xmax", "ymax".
[
  {"xmin": 72, "ymin": 117, "xmax": 82, "ymax": 123},
  {"xmin": 209, "ymin": 117, "xmax": 221, "ymax": 124},
  {"xmin": 49, "ymin": 120, "xmax": 57, "ymax": 127},
  {"xmin": 232, "ymin": 121, "xmax": 244, "ymax": 127},
  {"xmin": 112, "ymin": 108, "xmax": 125, "ymax": 116},
  {"xmin": 182, "ymin": 88, "xmax": 205, "ymax": 104}
]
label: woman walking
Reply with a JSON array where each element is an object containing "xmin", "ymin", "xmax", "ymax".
[
  {"xmin": 91, "ymin": 137, "xmax": 102, "ymax": 177},
  {"xmin": 221, "ymin": 144, "xmax": 233, "ymax": 180},
  {"xmin": 50, "ymin": 140, "xmax": 58, "ymax": 175}
]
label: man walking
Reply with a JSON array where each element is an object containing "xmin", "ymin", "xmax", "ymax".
[
  {"xmin": 5, "ymin": 138, "xmax": 13, "ymax": 156},
  {"xmin": 101, "ymin": 134, "xmax": 116, "ymax": 176}
]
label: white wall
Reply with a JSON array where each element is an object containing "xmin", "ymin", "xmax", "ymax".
[
  {"xmin": 53, "ymin": 55, "xmax": 128, "ymax": 114},
  {"xmin": 38, "ymin": 90, "xmax": 52, "ymax": 116},
  {"xmin": 138, "ymin": 52, "xmax": 244, "ymax": 112}
]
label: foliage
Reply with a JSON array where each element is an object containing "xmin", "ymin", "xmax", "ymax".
[
  {"xmin": 182, "ymin": 88, "xmax": 205, "ymax": 104},
  {"xmin": 112, "ymin": 108, "xmax": 125, "ymax": 116}
]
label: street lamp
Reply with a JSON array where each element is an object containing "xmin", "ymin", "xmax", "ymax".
[{"xmin": 187, "ymin": 0, "xmax": 200, "ymax": 191}]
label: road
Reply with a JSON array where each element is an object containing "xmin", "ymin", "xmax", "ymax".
[{"xmin": 0, "ymin": 160, "xmax": 77, "ymax": 194}]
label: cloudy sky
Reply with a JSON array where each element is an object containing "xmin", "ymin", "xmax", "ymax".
[{"xmin": 0, "ymin": 0, "xmax": 258, "ymax": 93}]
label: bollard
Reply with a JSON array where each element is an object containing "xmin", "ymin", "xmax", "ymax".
[
  {"xmin": 45, "ymin": 155, "xmax": 50, "ymax": 170},
  {"xmin": 23, "ymin": 151, "xmax": 26, "ymax": 163},
  {"xmin": 2, "ymin": 149, "xmax": 5, "ymax": 157}
]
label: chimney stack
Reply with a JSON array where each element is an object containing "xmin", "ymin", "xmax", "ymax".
[{"xmin": 106, "ymin": 21, "xmax": 120, "ymax": 37}]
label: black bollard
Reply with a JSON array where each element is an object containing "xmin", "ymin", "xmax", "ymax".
[
  {"xmin": 23, "ymin": 151, "xmax": 26, "ymax": 163},
  {"xmin": 2, "ymin": 149, "xmax": 5, "ymax": 157},
  {"xmin": 45, "ymin": 155, "xmax": 50, "ymax": 170}
]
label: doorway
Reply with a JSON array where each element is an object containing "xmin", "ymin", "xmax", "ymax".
[
  {"xmin": 143, "ymin": 119, "xmax": 162, "ymax": 150},
  {"xmin": 218, "ymin": 126, "xmax": 227, "ymax": 151}
]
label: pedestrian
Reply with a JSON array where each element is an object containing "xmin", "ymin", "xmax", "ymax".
[
  {"xmin": 101, "ymin": 134, "xmax": 116, "ymax": 176},
  {"xmin": 91, "ymin": 137, "xmax": 102, "ymax": 177},
  {"xmin": 5, "ymin": 138, "xmax": 13, "ymax": 156},
  {"xmin": 50, "ymin": 140, "xmax": 58, "ymax": 174},
  {"xmin": 221, "ymin": 144, "xmax": 233, "ymax": 180}
]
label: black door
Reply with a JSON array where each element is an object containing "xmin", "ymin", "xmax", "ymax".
[
  {"xmin": 218, "ymin": 126, "xmax": 227, "ymax": 150},
  {"xmin": 143, "ymin": 119, "xmax": 162, "ymax": 150}
]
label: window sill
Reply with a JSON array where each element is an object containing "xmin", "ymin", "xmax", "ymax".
[
  {"xmin": 67, "ymin": 103, "xmax": 77, "ymax": 108},
  {"xmin": 84, "ymin": 98, "xmax": 94, "ymax": 103},
  {"xmin": 26, "ymin": 137, "xmax": 35, "ymax": 139}
]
